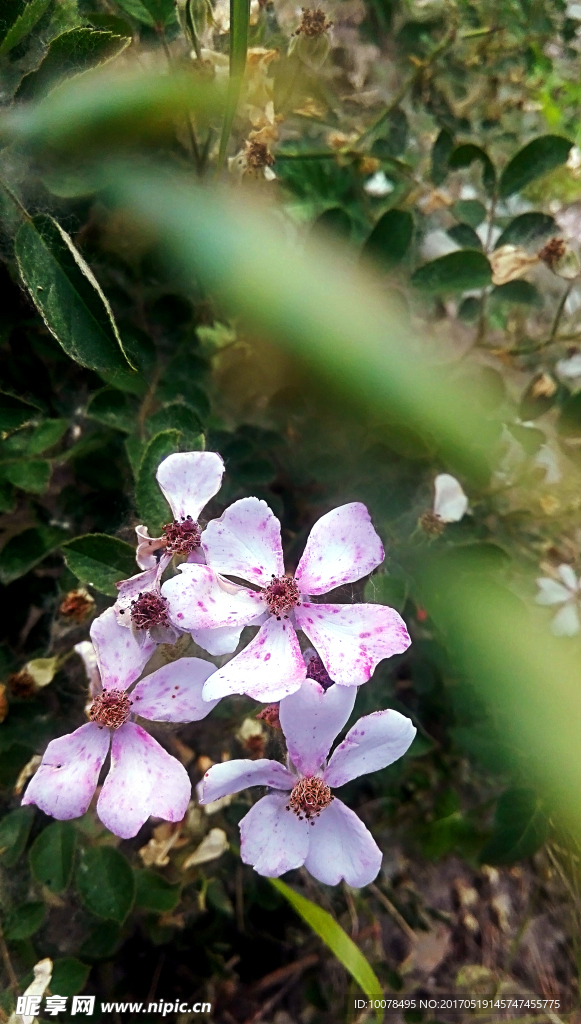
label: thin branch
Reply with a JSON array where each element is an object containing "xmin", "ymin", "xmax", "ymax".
[
  {"xmin": 368, "ymin": 883, "xmax": 417, "ymax": 943},
  {"xmin": 0, "ymin": 922, "xmax": 18, "ymax": 992}
]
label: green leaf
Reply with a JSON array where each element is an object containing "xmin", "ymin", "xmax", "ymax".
[
  {"xmin": 411, "ymin": 251, "xmax": 491, "ymax": 293},
  {"xmin": 217, "ymin": 0, "xmax": 249, "ymax": 168},
  {"xmin": 0, "ymin": 526, "xmax": 67, "ymax": 585},
  {"xmin": 448, "ymin": 144, "xmax": 496, "ymax": 195},
  {"xmin": 0, "ymin": 808, "xmax": 35, "ymax": 868},
  {"xmin": 495, "ymin": 212, "xmax": 556, "ymax": 249},
  {"xmin": 452, "ymin": 200, "xmax": 486, "ymax": 228},
  {"xmin": 361, "ymin": 210, "xmax": 413, "ymax": 269},
  {"xmin": 370, "ymin": 107, "xmax": 408, "ymax": 158},
  {"xmin": 0, "ymin": 0, "xmax": 51, "ymax": 55},
  {"xmin": 4, "ymin": 901, "xmax": 46, "ymax": 940},
  {"xmin": 16, "ymin": 27, "xmax": 131, "ymax": 100},
  {"xmin": 62, "ymin": 534, "xmax": 136, "ymax": 597},
  {"xmin": 364, "ymin": 573, "xmax": 408, "ymax": 611},
  {"xmin": 0, "ymin": 392, "xmax": 40, "ymax": 433},
  {"xmin": 115, "ymin": 0, "xmax": 156, "ymax": 26},
  {"xmin": 86, "ymin": 388, "xmax": 136, "ymax": 433},
  {"xmin": 14, "ymin": 214, "xmax": 134, "ymax": 376},
  {"xmin": 479, "ymin": 788, "xmax": 547, "ymax": 864},
  {"xmin": 313, "ymin": 207, "xmax": 352, "ymax": 239},
  {"xmin": 29, "ymin": 821, "xmax": 76, "ymax": 894},
  {"xmin": 1, "ymin": 459, "xmax": 51, "ymax": 494},
  {"xmin": 148, "ymin": 402, "xmax": 204, "ymax": 442},
  {"xmin": 447, "ymin": 223, "xmax": 483, "ymax": 250},
  {"xmin": 76, "ymin": 846, "xmax": 135, "ymax": 923},
  {"xmin": 271, "ymin": 880, "xmax": 383, "ymax": 1019},
  {"xmin": 50, "ymin": 958, "xmax": 90, "ymax": 997},
  {"xmin": 136, "ymin": 429, "xmax": 181, "ymax": 535},
  {"xmin": 80, "ymin": 920, "xmax": 121, "ymax": 959},
  {"xmin": 25, "ymin": 419, "xmax": 68, "ymax": 454},
  {"xmin": 491, "ymin": 280, "xmax": 543, "ymax": 307},
  {"xmin": 431, "ymin": 128, "xmax": 453, "ymax": 186},
  {"xmin": 134, "ymin": 870, "xmax": 181, "ymax": 913},
  {"xmin": 558, "ymin": 392, "xmax": 581, "ymax": 438},
  {"xmin": 499, "ymin": 135, "xmax": 572, "ymax": 198}
]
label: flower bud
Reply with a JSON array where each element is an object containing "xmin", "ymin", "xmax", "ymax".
[{"xmin": 539, "ymin": 237, "xmax": 580, "ymax": 280}]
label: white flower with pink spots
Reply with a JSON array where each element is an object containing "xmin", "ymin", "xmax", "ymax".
[
  {"xmin": 162, "ymin": 497, "xmax": 411, "ymax": 702},
  {"xmin": 198, "ymin": 677, "xmax": 416, "ymax": 886}
]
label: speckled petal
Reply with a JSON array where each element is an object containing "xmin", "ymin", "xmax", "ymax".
[
  {"xmin": 303, "ymin": 798, "xmax": 382, "ymax": 887},
  {"xmin": 198, "ymin": 758, "xmax": 294, "ymax": 804},
  {"xmin": 279, "ymin": 679, "xmax": 356, "ymax": 776},
  {"xmin": 295, "ymin": 603, "xmax": 411, "ymax": 685},
  {"xmin": 295, "ymin": 503, "xmax": 384, "ymax": 596},
  {"xmin": 90, "ymin": 607, "xmax": 156, "ymax": 690},
  {"xmin": 162, "ymin": 563, "xmax": 262, "ymax": 631},
  {"xmin": 97, "ymin": 722, "xmax": 190, "ymax": 839},
  {"xmin": 156, "ymin": 451, "xmax": 225, "ymax": 522},
  {"xmin": 202, "ymin": 616, "xmax": 306, "ymax": 702},
  {"xmin": 22, "ymin": 723, "xmax": 109, "ymax": 820},
  {"xmin": 324, "ymin": 709, "xmax": 416, "ymax": 787},
  {"xmin": 131, "ymin": 657, "xmax": 219, "ymax": 721},
  {"xmin": 135, "ymin": 525, "xmax": 167, "ymax": 570},
  {"xmin": 190, "ymin": 624, "xmax": 246, "ymax": 656},
  {"xmin": 239, "ymin": 793, "xmax": 310, "ymax": 877},
  {"xmin": 201, "ymin": 497, "xmax": 284, "ymax": 586}
]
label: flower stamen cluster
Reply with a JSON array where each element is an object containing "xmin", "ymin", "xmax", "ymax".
[
  {"xmin": 264, "ymin": 575, "xmax": 301, "ymax": 616},
  {"xmin": 162, "ymin": 516, "xmax": 202, "ymax": 556},
  {"xmin": 130, "ymin": 591, "xmax": 170, "ymax": 630},
  {"xmin": 419, "ymin": 510, "xmax": 446, "ymax": 536},
  {"xmin": 287, "ymin": 776, "xmax": 333, "ymax": 820},
  {"xmin": 295, "ymin": 7, "xmax": 332, "ymax": 36},
  {"xmin": 89, "ymin": 690, "xmax": 132, "ymax": 729},
  {"xmin": 305, "ymin": 651, "xmax": 333, "ymax": 689},
  {"xmin": 539, "ymin": 237, "xmax": 566, "ymax": 269}
]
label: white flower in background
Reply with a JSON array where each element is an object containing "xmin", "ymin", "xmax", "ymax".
[
  {"xmin": 536, "ymin": 564, "xmax": 581, "ymax": 636},
  {"xmin": 364, "ymin": 171, "xmax": 394, "ymax": 197},
  {"xmin": 534, "ymin": 444, "xmax": 561, "ymax": 485},
  {"xmin": 434, "ymin": 473, "xmax": 469, "ymax": 522},
  {"xmin": 556, "ymin": 350, "xmax": 581, "ymax": 382}
]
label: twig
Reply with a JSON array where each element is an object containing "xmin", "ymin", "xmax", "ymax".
[
  {"xmin": 243, "ymin": 974, "xmax": 299, "ymax": 1024},
  {"xmin": 343, "ymin": 880, "xmax": 359, "ymax": 938},
  {"xmin": 368, "ymin": 883, "xmax": 417, "ymax": 943},
  {"xmin": 250, "ymin": 953, "xmax": 318, "ymax": 994},
  {"xmin": 549, "ymin": 282, "xmax": 573, "ymax": 344},
  {"xmin": 0, "ymin": 922, "xmax": 18, "ymax": 992}
]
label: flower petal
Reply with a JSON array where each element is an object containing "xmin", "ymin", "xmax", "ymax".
[
  {"xmin": 558, "ymin": 564, "xmax": 578, "ymax": 592},
  {"xmin": 551, "ymin": 602, "xmax": 580, "ymax": 637},
  {"xmin": 535, "ymin": 578, "xmax": 571, "ymax": 605},
  {"xmin": 156, "ymin": 451, "xmax": 225, "ymax": 522},
  {"xmin": 190, "ymin": 624, "xmax": 247, "ymax": 655},
  {"xmin": 202, "ymin": 616, "xmax": 306, "ymax": 702},
  {"xmin": 295, "ymin": 603, "xmax": 410, "ymax": 685},
  {"xmin": 303, "ymin": 798, "xmax": 382, "ymax": 887},
  {"xmin": 74, "ymin": 640, "xmax": 101, "ymax": 697},
  {"xmin": 324, "ymin": 709, "xmax": 416, "ymax": 787},
  {"xmin": 131, "ymin": 658, "xmax": 219, "ymax": 721},
  {"xmin": 114, "ymin": 564, "xmax": 165, "ymax": 622},
  {"xmin": 90, "ymin": 607, "xmax": 156, "ymax": 690},
  {"xmin": 97, "ymin": 722, "xmax": 190, "ymax": 839},
  {"xmin": 433, "ymin": 474, "xmax": 468, "ymax": 522},
  {"xmin": 22, "ymin": 723, "xmax": 109, "ymax": 820},
  {"xmin": 198, "ymin": 758, "xmax": 294, "ymax": 803},
  {"xmin": 279, "ymin": 679, "xmax": 356, "ymax": 776},
  {"xmin": 201, "ymin": 496, "xmax": 284, "ymax": 586},
  {"xmin": 135, "ymin": 525, "xmax": 167, "ymax": 570},
  {"xmin": 239, "ymin": 793, "xmax": 310, "ymax": 876},
  {"xmin": 162, "ymin": 563, "xmax": 262, "ymax": 631},
  {"xmin": 295, "ymin": 503, "xmax": 384, "ymax": 596}
]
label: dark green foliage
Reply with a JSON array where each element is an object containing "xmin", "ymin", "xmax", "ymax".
[
  {"xmin": 362, "ymin": 209, "xmax": 413, "ymax": 268},
  {"xmin": 499, "ymin": 135, "xmax": 572, "ymax": 197},
  {"xmin": 411, "ymin": 251, "xmax": 491, "ymax": 292},
  {"xmin": 479, "ymin": 789, "xmax": 547, "ymax": 864},
  {"xmin": 62, "ymin": 534, "xmax": 137, "ymax": 595},
  {"xmin": 29, "ymin": 821, "xmax": 76, "ymax": 893},
  {"xmin": 76, "ymin": 847, "xmax": 135, "ymax": 922}
]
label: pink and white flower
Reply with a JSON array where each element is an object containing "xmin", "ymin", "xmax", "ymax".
[
  {"xmin": 23, "ymin": 608, "xmax": 220, "ymax": 838},
  {"xmin": 198, "ymin": 678, "xmax": 416, "ymax": 885},
  {"xmin": 162, "ymin": 497, "xmax": 411, "ymax": 702},
  {"xmin": 115, "ymin": 451, "xmax": 225, "ymax": 644}
]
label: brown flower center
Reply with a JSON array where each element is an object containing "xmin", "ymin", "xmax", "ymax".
[
  {"xmin": 287, "ymin": 777, "xmax": 333, "ymax": 820},
  {"xmin": 419, "ymin": 510, "xmax": 446, "ymax": 537},
  {"xmin": 296, "ymin": 7, "xmax": 332, "ymax": 36},
  {"xmin": 264, "ymin": 575, "xmax": 301, "ymax": 616},
  {"xmin": 539, "ymin": 237, "xmax": 566, "ymax": 269},
  {"xmin": 305, "ymin": 652, "xmax": 333, "ymax": 689},
  {"xmin": 89, "ymin": 689, "xmax": 132, "ymax": 729},
  {"xmin": 256, "ymin": 703, "xmax": 281, "ymax": 729},
  {"xmin": 162, "ymin": 516, "xmax": 202, "ymax": 556},
  {"xmin": 131, "ymin": 591, "xmax": 170, "ymax": 630},
  {"xmin": 246, "ymin": 140, "xmax": 275, "ymax": 170}
]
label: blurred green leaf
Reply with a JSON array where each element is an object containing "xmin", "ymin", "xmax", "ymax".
[
  {"xmin": 0, "ymin": 392, "xmax": 40, "ymax": 433},
  {"xmin": 115, "ymin": 0, "xmax": 156, "ymax": 26},
  {"xmin": 362, "ymin": 210, "xmax": 413, "ymax": 269},
  {"xmin": 452, "ymin": 200, "xmax": 486, "ymax": 228},
  {"xmin": 499, "ymin": 135, "xmax": 572, "ymax": 198},
  {"xmin": 495, "ymin": 212, "xmax": 556, "ymax": 249},
  {"xmin": 148, "ymin": 402, "xmax": 204, "ymax": 443},
  {"xmin": 16, "ymin": 27, "xmax": 131, "ymax": 100},
  {"xmin": 448, "ymin": 144, "xmax": 496, "ymax": 195},
  {"xmin": 80, "ymin": 920, "xmax": 121, "ymax": 959},
  {"xmin": 86, "ymin": 388, "xmax": 136, "ymax": 433},
  {"xmin": 217, "ymin": 0, "xmax": 249, "ymax": 168},
  {"xmin": 479, "ymin": 788, "xmax": 547, "ymax": 864},
  {"xmin": 313, "ymin": 207, "xmax": 352, "ymax": 239},
  {"xmin": 136, "ymin": 429, "xmax": 181, "ymax": 534},
  {"xmin": 0, "ymin": 526, "xmax": 68, "ymax": 584},
  {"xmin": 520, "ymin": 373, "xmax": 559, "ymax": 420},
  {"xmin": 29, "ymin": 821, "xmax": 76, "ymax": 894},
  {"xmin": 0, "ymin": 807, "xmax": 35, "ymax": 868},
  {"xmin": 0, "ymin": 0, "xmax": 52, "ymax": 56},
  {"xmin": 1, "ymin": 459, "xmax": 51, "ymax": 494},
  {"xmin": 25, "ymin": 419, "xmax": 68, "ymax": 454},
  {"xmin": 371, "ymin": 107, "xmax": 408, "ymax": 158},
  {"xmin": 447, "ymin": 223, "xmax": 482, "ymax": 250},
  {"xmin": 431, "ymin": 128, "xmax": 453, "ymax": 186},
  {"xmin": 411, "ymin": 251, "xmax": 491, "ymax": 293},
  {"xmin": 62, "ymin": 534, "xmax": 136, "ymax": 596},
  {"xmin": 491, "ymin": 280, "xmax": 543, "ymax": 307},
  {"xmin": 364, "ymin": 573, "xmax": 408, "ymax": 611},
  {"xmin": 76, "ymin": 846, "xmax": 135, "ymax": 922},
  {"xmin": 271, "ymin": 880, "xmax": 384, "ymax": 1019},
  {"xmin": 558, "ymin": 392, "xmax": 581, "ymax": 438},
  {"xmin": 15, "ymin": 214, "xmax": 134, "ymax": 376},
  {"xmin": 134, "ymin": 870, "xmax": 181, "ymax": 912},
  {"xmin": 4, "ymin": 902, "xmax": 46, "ymax": 940},
  {"xmin": 50, "ymin": 957, "xmax": 90, "ymax": 997}
]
